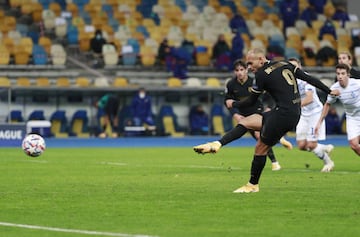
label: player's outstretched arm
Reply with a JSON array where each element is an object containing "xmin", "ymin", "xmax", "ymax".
[{"xmin": 295, "ymin": 69, "xmax": 331, "ymax": 94}]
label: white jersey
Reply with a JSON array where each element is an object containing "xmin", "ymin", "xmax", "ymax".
[
  {"xmin": 297, "ymin": 79, "xmax": 323, "ymax": 116},
  {"xmin": 327, "ymin": 78, "xmax": 360, "ymax": 121}
]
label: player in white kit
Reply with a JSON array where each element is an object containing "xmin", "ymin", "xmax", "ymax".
[
  {"xmin": 289, "ymin": 58, "xmax": 335, "ymax": 172},
  {"xmin": 316, "ymin": 63, "xmax": 360, "ymax": 156}
]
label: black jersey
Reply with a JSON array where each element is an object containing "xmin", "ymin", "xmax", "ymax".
[
  {"xmin": 251, "ymin": 60, "xmax": 331, "ymax": 115},
  {"xmin": 224, "ymin": 76, "xmax": 262, "ymax": 116}
]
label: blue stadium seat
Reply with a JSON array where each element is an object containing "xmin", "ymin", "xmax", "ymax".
[
  {"xmin": 6, "ymin": 110, "xmax": 24, "ymax": 123},
  {"xmin": 32, "ymin": 45, "xmax": 48, "ymax": 65},
  {"xmin": 67, "ymin": 25, "xmax": 79, "ymax": 45},
  {"xmin": 210, "ymin": 104, "xmax": 231, "ymax": 135},
  {"xmin": 50, "ymin": 110, "xmax": 69, "ymax": 137},
  {"xmin": 69, "ymin": 110, "xmax": 90, "ymax": 137},
  {"xmin": 28, "ymin": 110, "xmax": 46, "ymax": 120}
]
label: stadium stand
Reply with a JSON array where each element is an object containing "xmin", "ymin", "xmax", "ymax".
[{"xmin": 0, "ymin": 0, "xmax": 358, "ymax": 136}]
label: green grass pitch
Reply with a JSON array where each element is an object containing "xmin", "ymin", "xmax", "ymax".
[{"xmin": 0, "ymin": 146, "xmax": 359, "ymax": 237}]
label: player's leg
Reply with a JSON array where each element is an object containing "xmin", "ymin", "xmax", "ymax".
[
  {"xmin": 300, "ymin": 113, "xmax": 334, "ymax": 172},
  {"xmin": 346, "ymin": 118, "xmax": 360, "ymax": 156},
  {"xmin": 349, "ymin": 137, "xmax": 360, "ymax": 156},
  {"xmin": 193, "ymin": 114, "xmax": 262, "ymax": 154},
  {"xmin": 251, "ymin": 130, "xmax": 281, "ymax": 171},
  {"xmin": 233, "ymin": 110, "xmax": 300, "ymax": 193},
  {"xmin": 233, "ymin": 140, "xmax": 270, "ymax": 193}
]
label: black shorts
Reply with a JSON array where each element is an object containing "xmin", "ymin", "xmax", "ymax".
[
  {"xmin": 260, "ymin": 108, "xmax": 300, "ymax": 146},
  {"xmin": 104, "ymin": 96, "xmax": 119, "ymax": 117}
]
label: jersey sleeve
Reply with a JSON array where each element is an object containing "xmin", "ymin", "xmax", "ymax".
[
  {"xmin": 295, "ymin": 69, "xmax": 331, "ymax": 94},
  {"xmin": 350, "ymin": 68, "xmax": 360, "ymax": 79}
]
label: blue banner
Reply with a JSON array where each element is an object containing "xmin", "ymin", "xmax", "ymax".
[{"xmin": 0, "ymin": 124, "xmax": 26, "ymax": 147}]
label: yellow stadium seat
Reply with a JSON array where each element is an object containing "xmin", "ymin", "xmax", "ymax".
[
  {"xmin": 113, "ymin": 77, "xmax": 128, "ymax": 87},
  {"xmin": 0, "ymin": 77, "xmax": 11, "ymax": 87},
  {"xmin": 36, "ymin": 77, "xmax": 51, "ymax": 87},
  {"xmin": 167, "ymin": 77, "xmax": 182, "ymax": 87},
  {"xmin": 16, "ymin": 77, "xmax": 31, "ymax": 87},
  {"xmin": 56, "ymin": 77, "xmax": 71, "ymax": 87},
  {"xmin": 206, "ymin": 77, "xmax": 221, "ymax": 87}
]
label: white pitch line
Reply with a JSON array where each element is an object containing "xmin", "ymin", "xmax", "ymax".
[{"xmin": 0, "ymin": 222, "xmax": 158, "ymax": 237}]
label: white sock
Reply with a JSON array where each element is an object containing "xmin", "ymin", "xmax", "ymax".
[
  {"xmin": 322, "ymin": 153, "xmax": 333, "ymax": 165},
  {"xmin": 312, "ymin": 144, "xmax": 326, "ymax": 159}
]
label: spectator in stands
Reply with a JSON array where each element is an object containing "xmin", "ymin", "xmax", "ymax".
[
  {"xmin": 90, "ymin": 29, "xmax": 107, "ymax": 67},
  {"xmin": 96, "ymin": 93, "xmax": 120, "ymax": 138},
  {"xmin": 266, "ymin": 44, "xmax": 285, "ymax": 60},
  {"xmin": 316, "ymin": 43, "xmax": 337, "ymax": 66},
  {"xmin": 299, "ymin": 3, "xmax": 318, "ymax": 27},
  {"xmin": 319, "ymin": 18, "xmax": 337, "ymax": 40},
  {"xmin": 325, "ymin": 106, "xmax": 342, "ymax": 134},
  {"xmin": 189, "ymin": 105, "xmax": 209, "ymax": 135},
  {"xmin": 309, "ymin": 0, "xmax": 327, "ymax": 14},
  {"xmin": 171, "ymin": 46, "xmax": 191, "ymax": 79},
  {"xmin": 280, "ymin": 0, "xmax": 299, "ymax": 33},
  {"xmin": 130, "ymin": 88, "xmax": 156, "ymax": 133},
  {"xmin": 156, "ymin": 38, "xmax": 172, "ymax": 70},
  {"xmin": 229, "ymin": 13, "xmax": 251, "ymax": 36},
  {"xmin": 90, "ymin": 29, "xmax": 107, "ymax": 55},
  {"xmin": 230, "ymin": 32, "xmax": 244, "ymax": 65},
  {"xmin": 211, "ymin": 34, "xmax": 231, "ymax": 70},
  {"xmin": 180, "ymin": 38, "xmax": 196, "ymax": 65},
  {"xmin": 332, "ymin": 5, "xmax": 350, "ymax": 28}
]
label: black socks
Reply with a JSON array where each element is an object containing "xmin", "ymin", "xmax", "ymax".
[
  {"xmin": 249, "ymin": 155, "xmax": 267, "ymax": 185},
  {"xmin": 219, "ymin": 124, "xmax": 248, "ymax": 146}
]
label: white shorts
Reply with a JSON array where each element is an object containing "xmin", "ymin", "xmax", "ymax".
[
  {"xmin": 296, "ymin": 112, "xmax": 325, "ymax": 141},
  {"xmin": 346, "ymin": 116, "xmax": 360, "ymax": 140}
]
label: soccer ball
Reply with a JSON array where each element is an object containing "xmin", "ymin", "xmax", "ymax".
[{"xmin": 22, "ymin": 134, "xmax": 46, "ymax": 157}]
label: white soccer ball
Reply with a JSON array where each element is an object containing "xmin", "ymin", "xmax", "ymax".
[{"xmin": 22, "ymin": 134, "xmax": 46, "ymax": 157}]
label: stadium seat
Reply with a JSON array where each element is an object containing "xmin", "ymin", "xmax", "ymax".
[
  {"xmin": 0, "ymin": 77, "xmax": 11, "ymax": 87},
  {"xmin": 6, "ymin": 110, "xmax": 24, "ymax": 123},
  {"xmin": 184, "ymin": 77, "xmax": 202, "ymax": 87},
  {"xmin": 0, "ymin": 46, "xmax": 10, "ymax": 65},
  {"xmin": 167, "ymin": 77, "xmax": 182, "ymax": 87},
  {"xmin": 158, "ymin": 105, "xmax": 185, "ymax": 137},
  {"xmin": 16, "ymin": 77, "xmax": 31, "ymax": 87},
  {"xmin": 19, "ymin": 37, "xmax": 33, "ymax": 55},
  {"xmin": 28, "ymin": 110, "xmax": 46, "ymax": 120},
  {"xmin": 56, "ymin": 77, "xmax": 71, "ymax": 87},
  {"xmin": 50, "ymin": 110, "xmax": 69, "ymax": 137},
  {"xmin": 70, "ymin": 110, "xmax": 90, "ymax": 137},
  {"xmin": 112, "ymin": 77, "xmax": 128, "ymax": 87},
  {"xmin": 50, "ymin": 44, "xmax": 67, "ymax": 65},
  {"xmin": 38, "ymin": 36, "xmax": 52, "ymax": 54},
  {"xmin": 32, "ymin": 44, "xmax": 48, "ymax": 65},
  {"xmin": 210, "ymin": 104, "xmax": 229, "ymax": 135},
  {"xmin": 206, "ymin": 77, "xmax": 221, "ymax": 87},
  {"xmin": 75, "ymin": 77, "xmax": 91, "ymax": 87},
  {"xmin": 139, "ymin": 45, "xmax": 156, "ymax": 66},
  {"xmin": 42, "ymin": 9, "xmax": 56, "ymax": 31},
  {"xmin": 35, "ymin": 77, "xmax": 50, "ymax": 87},
  {"xmin": 14, "ymin": 46, "xmax": 31, "ymax": 65},
  {"xmin": 102, "ymin": 44, "xmax": 119, "ymax": 66}
]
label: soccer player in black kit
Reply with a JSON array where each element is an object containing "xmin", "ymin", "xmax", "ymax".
[
  {"xmin": 194, "ymin": 48, "xmax": 339, "ymax": 193},
  {"xmin": 225, "ymin": 59, "xmax": 291, "ymax": 171}
]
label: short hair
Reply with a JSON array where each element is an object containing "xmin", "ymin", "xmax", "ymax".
[
  {"xmin": 248, "ymin": 48, "xmax": 265, "ymax": 56},
  {"xmin": 233, "ymin": 59, "xmax": 247, "ymax": 69},
  {"xmin": 338, "ymin": 51, "xmax": 352, "ymax": 60},
  {"xmin": 336, "ymin": 63, "xmax": 350, "ymax": 73}
]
